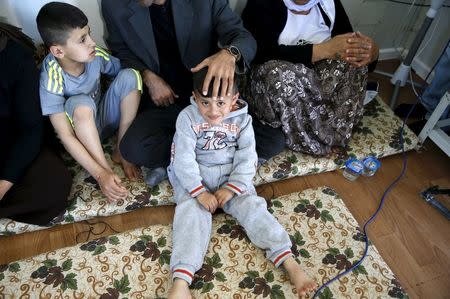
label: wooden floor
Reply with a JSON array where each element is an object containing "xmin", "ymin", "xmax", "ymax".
[{"xmin": 0, "ymin": 60, "xmax": 449, "ymax": 298}]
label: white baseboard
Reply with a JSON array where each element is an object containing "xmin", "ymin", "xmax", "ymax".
[
  {"xmin": 378, "ymin": 48, "xmax": 403, "ymax": 61},
  {"xmin": 412, "ymin": 57, "xmax": 434, "ymax": 82},
  {"xmin": 378, "ymin": 48, "xmax": 433, "ymax": 82}
]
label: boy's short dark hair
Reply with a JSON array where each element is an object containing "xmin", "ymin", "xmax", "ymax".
[
  {"xmin": 193, "ymin": 67, "xmax": 238, "ymax": 97},
  {"xmin": 36, "ymin": 2, "xmax": 88, "ymax": 47}
]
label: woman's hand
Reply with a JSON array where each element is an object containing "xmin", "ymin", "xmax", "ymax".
[
  {"xmin": 345, "ymin": 32, "xmax": 379, "ymax": 67},
  {"xmin": 312, "ymin": 33, "xmax": 354, "ymax": 62},
  {"xmin": 313, "ymin": 32, "xmax": 379, "ymax": 67}
]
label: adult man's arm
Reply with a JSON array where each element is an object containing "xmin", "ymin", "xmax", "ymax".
[
  {"xmin": 191, "ymin": 0, "xmax": 256, "ymax": 99},
  {"xmin": 101, "ymin": 1, "xmax": 148, "ymax": 72},
  {"xmin": 212, "ymin": 0, "xmax": 256, "ymax": 73},
  {"xmin": 102, "ymin": 1, "xmax": 178, "ymax": 107}
]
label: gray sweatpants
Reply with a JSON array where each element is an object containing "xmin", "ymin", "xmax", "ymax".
[{"xmin": 168, "ymin": 163, "xmax": 293, "ymax": 284}]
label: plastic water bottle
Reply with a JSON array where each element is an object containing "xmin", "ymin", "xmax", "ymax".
[
  {"xmin": 343, "ymin": 158, "xmax": 364, "ymax": 181},
  {"xmin": 362, "ymin": 156, "xmax": 381, "ymax": 176}
]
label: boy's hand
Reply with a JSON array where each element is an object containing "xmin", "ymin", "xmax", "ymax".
[
  {"xmin": 196, "ymin": 191, "xmax": 219, "ymax": 213},
  {"xmin": 96, "ymin": 170, "xmax": 128, "ymax": 202},
  {"xmin": 215, "ymin": 188, "xmax": 234, "ymax": 208},
  {"xmin": 142, "ymin": 69, "xmax": 178, "ymax": 107}
]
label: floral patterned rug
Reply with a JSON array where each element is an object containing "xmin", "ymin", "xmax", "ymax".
[
  {"xmin": 0, "ymin": 187, "xmax": 408, "ymax": 298},
  {"xmin": 0, "ymin": 97, "xmax": 418, "ymax": 236}
]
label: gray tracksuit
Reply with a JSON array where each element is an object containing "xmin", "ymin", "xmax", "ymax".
[
  {"xmin": 167, "ymin": 98, "xmax": 293, "ymax": 284},
  {"xmin": 39, "ymin": 47, "xmax": 142, "ymax": 139}
]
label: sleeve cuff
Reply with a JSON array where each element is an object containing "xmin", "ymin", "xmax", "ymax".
[
  {"xmin": 189, "ymin": 185, "xmax": 207, "ymax": 198},
  {"xmin": 224, "ymin": 183, "xmax": 244, "ymax": 195}
]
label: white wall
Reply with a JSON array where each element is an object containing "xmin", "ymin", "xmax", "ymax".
[
  {"xmin": 2, "ymin": 0, "xmax": 449, "ymax": 80},
  {"xmin": 342, "ymin": 0, "xmax": 450, "ymax": 79},
  {"xmin": 0, "ymin": 0, "xmax": 105, "ymax": 47}
]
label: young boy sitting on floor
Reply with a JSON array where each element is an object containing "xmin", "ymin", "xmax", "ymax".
[
  {"xmin": 36, "ymin": 2, "xmax": 142, "ymax": 202},
  {"xmin": 167, "ymin": 67, "xmax": 318, "ymax": 298}
]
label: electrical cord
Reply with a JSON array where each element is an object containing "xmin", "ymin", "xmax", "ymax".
[
  {"xmin": 414, "ymin": 14, "xmax": 441, "ymax": 59},
  {"xmin": 75, "ymin": 219, "xmax": 120, "ymax": 243},
  {"xmin": 313, "ymin": 74, "xmax": 421, "ymax": 299},
  {"xmin": 392, "ymin": 0, "xmax": 418, "ymax": 56}
]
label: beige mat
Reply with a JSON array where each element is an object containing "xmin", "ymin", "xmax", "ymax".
[
  {"xmin": 0, "ymin": 97, "xmax": 418, "ymax": 236},
  {"xmin": 0, "ymin": 187, "xmax": 408, "ymax": 298}
]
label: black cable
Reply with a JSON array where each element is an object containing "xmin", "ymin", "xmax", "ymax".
[{"xmin": 75, "ymin": 219, "xmax": 120, "ymax": 243}]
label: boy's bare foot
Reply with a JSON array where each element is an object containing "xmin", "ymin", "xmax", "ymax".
[
  {"xmin": 112, "ymin": 149, "xmax": 141, "ymax": 181},
  {"xmin": 283, "ymin": 257, "xmax": 317, "ymax": 298},
  {"xmin": 168, "ymin": 278, "xmax": 192, "ymax": 299}
]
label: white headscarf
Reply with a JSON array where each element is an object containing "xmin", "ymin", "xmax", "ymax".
[{"xmin": 282, "ymin": 0, "xmax": 320, "ymax": 12}]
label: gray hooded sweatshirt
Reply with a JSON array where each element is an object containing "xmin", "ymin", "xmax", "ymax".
[{"xmin": 168, "ymin": 98, "xmax": 257, "ymax": 198}]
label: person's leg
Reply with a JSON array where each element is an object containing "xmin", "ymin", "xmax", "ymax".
[
  {"xmin": 316, "ymin": 59, "xmax": 367, "ymax": 149},
  {"xmin": 421, "ymin": 43, "xmax": 450, "ymax": 119},
  {"xmin": 224, "ymin": 194, "xmax": 317, "ymax": 297},
  {"xmin": 253, "ymin": 118, "xmax": 285, "ymax": 163},
  {"xmin": 98, "ymin": 68, "xmax": 141, "ymax": 180},
  {"xmin": 65, "ymin": 95, "xmax": 111, "ymax": 171},
  {"xmin": 119, "ymin": 105, "xmax": 180, "ymax": 168},
  {"xmin": 169, "ymin": 196, "xmax": 212, "ymax": 298},
  {"xmin": 0, "ymin": 148, "xmax": 72, "ymax": 225},
  {"xmin": 224, "ymin": 194, "xmax": 292, "ymax": 263}
]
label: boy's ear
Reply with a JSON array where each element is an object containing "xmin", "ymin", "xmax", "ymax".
[{"xmin": 49, "ymin": 45, "xmax": 65, "ymax": 59}]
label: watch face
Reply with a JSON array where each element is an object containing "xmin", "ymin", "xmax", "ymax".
[{"xmin": 230, "ymin": 46, "xmax": 239, "ymax": 56}]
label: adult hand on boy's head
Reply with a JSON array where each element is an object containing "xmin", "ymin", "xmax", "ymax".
[
  {"xmin": 142, "ymin": 69, "xmax": 178, "ymax": 107},
  {"xmin": 215, "ymin": 188, "xmax": 234, "ymax": 208},
  {"xmin": 96, "ymin": 170, "xmax": 128, "ymax": 202},
  {"xmin": 196, "ymin": 191, "xmax": 219, "ymax": 213},
  {"xmin": 191, "ymin": 49, "xmax": 236, "ymax": 100}
]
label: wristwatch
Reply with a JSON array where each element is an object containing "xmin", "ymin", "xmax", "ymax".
[{"xmin": 225, "ymin": 45, "xmax": 241, "ymax": 62}]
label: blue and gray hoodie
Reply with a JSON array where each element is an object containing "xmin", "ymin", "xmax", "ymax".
[{"xmin": 168, "ymin": 97, "xmax": 257, "ymax": 198}]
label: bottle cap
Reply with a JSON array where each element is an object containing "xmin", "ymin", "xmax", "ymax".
[
  {"xmin": 345, "ymin": 158, "xmax": 364, "ymax": 174},
  {"xmin": 362, "ymin": 156, "xmax": 381, "ymax": 172}
]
